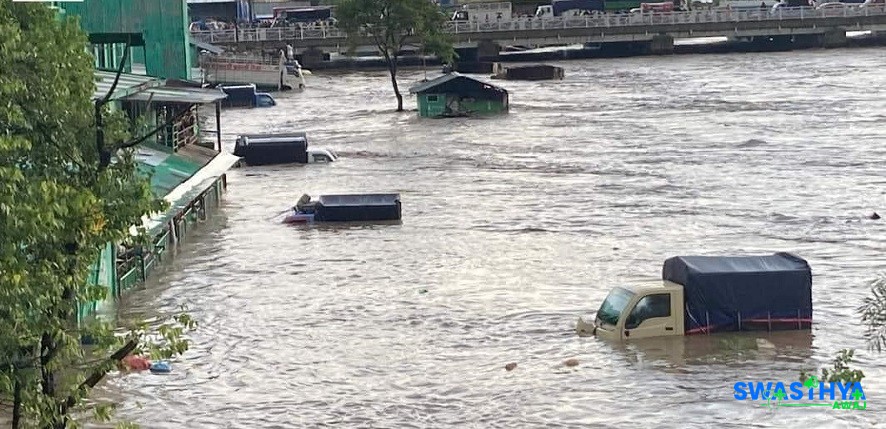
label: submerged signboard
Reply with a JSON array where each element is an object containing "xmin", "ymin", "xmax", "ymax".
[{"xmin": 734, "ymin": 376, "xmax": 867, "ymax": 410}]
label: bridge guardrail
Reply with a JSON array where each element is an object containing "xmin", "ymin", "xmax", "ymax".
[{"xmin": 191, "ymin": 6, "xmax": 886, "ymax": 44}]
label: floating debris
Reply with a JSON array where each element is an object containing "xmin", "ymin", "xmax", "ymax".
[
  {"xmin": 563, "ymin": 358, "xmax": 580, "ymax": 367},
  {"xmin": 149, "ymin": 361, "xmax": 172, "ymax": 374},
  {"xmin": 505, "ymin": 363, "xmax": 517, "ymax": 371},
  {"xmin": 870, "ymin": 212, "xmax": 880, "ymax": 220}
]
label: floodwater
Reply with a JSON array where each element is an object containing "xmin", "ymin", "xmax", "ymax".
[{"xmin": 97, "ymin": 48, "xmax": 886, "ymax": 428}]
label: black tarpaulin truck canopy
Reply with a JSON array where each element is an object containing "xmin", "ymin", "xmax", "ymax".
[
  {"xmin": 314, "ymin": 194, "xmax": 402, "ymax": 222},
  {"xmin": 662, "ymin": 252, "xmax": 812, "ymax": 335},
  {"xmin": 233, "ymin": 133, "xmax": 308, "ymax": 165}
]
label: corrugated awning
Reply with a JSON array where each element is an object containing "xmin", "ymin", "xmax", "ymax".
[
  {"xmin": 93, "ymin": 70, "xmax": 164, "ymax": 101},
  {"xmin": 190, "ymin": 39, "xmax": 225, "ymax": 55},
  {"xmin": 133, "ymin": 149, "xmax": 241, "ymax": 235},
  {"xmin": 122, "ymin": 86, "xmax": 228, "ymax": 105}
]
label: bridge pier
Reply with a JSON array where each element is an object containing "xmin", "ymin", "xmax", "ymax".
[
  {"xmin": 818, "ymin": 28, "xmax": 848, "ymax": 49},
  {"xmin": 646, "ymin": 34, "xmax": 675, "ymax": 55}
]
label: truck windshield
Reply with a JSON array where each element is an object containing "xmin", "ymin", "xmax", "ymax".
[{"xmin": 597, "ymin": 287, "xmax": 635, "ymax": 326}]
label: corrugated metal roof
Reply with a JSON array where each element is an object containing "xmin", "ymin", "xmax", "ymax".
[
  {"xmin": 94, "ymin": 70, "xmax": 165, "ymax": 101},
  {"xmin": 409, "ymin": 72, "xmax": 508, "ymax": 96},
  {"xmin": 136, "ymin": 149, "xmax": 241, "ymax": 235},
  {"xmin": 135, "ymin": 145, "xmax": 204, "ymax": 197},
  {"xmin": 409, "ymin": 73, "xmax": 462, "ymax": 94},
  {"xmin": 190, "ymin": 39, "xmax": 225, "ymax": 54},
  {"xmin": 123, "ymin": 86, "xmax": 228, "ymax": 104}
]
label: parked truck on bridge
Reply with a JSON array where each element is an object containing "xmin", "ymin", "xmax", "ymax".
[
  {"xmin": 535, "ymin": 0, "xmax": 606, "ymax": 17},
  {"xmin": 576, "ymin": 253, "xmax": 813, "ymax": 340},
  {"xmin": 452, "ymin": 2, "xmax": 514, "ymax": 22}
]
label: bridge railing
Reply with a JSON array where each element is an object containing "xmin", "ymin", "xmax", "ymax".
[{"xmin": 190, "ymin": 5, "xmax": 886, "ymax": 43}]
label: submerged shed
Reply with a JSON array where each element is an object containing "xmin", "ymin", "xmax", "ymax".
[{"xmin": 408, "ymin": 73, "xmax": 509, "ymax": 118}]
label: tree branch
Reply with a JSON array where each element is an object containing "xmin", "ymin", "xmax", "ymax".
[
  {"xmin": 111, "ymin": 106, "xmax": 191, "ymax": 152},
  {"xmin": 97, "ymin": 39, "xmax": 133, "ymax": 108},
  {"xmin": 60, "ymin": 339, "xmax": 138, "ymax": 415}
]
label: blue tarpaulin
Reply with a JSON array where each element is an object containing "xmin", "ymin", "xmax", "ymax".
[{"xmin": 662, "ymin": 253, "xmax": 813, "ymax": 335}]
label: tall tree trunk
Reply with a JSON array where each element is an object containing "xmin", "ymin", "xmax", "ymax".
[
  {"xmin": 386, "ymin": 53, "xmax": 402, "ymax": 112},
  {"xmin": 13, "ymin": 373, "xmax": 22, "ymax": 429},
  {"xmin": 41, "ymin": 333, "xmax": 54, "ymax": 397}
]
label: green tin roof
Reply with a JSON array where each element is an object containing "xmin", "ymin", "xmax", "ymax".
[
  {"xmin": 134, "ymin": 144, "xmax": 205, "ymax": 197},
  {"xmin": 132, "ymin": 147, "xmax": 240, "ymax": 235}
]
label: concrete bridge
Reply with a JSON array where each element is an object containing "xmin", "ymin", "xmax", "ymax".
[{"xmin": 191, "ymin": 6, "xmax": 886, "ymax": 65}]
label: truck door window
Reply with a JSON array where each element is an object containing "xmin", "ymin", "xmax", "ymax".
[{"xmin": 625, "ymin": 294, "xmax": 671, "ymax": 329}]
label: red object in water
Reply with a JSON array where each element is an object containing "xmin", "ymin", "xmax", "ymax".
[{"xmin": 122, "ymin": 355, "xmax": 152, "ymax": 371}]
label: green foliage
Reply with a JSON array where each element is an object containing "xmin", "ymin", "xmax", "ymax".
[
  {"xmin": 336, "ymin": 0, "xmax": 455, "ymax": 111},
  {"xmin": 0, "ymin": 1, "xmax": 195, "ymax": 427},
  {"xmin": 859, "ymin": 274, "xmax": 886, "ymax": 352},
  {"xmin": 800, "ymin": 349, "xmax": 865, "ymax": 385}
]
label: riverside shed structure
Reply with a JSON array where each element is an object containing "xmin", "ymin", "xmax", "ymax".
[{"xmin": 409, "ymin": 73, "xmax": 509, "ymax": 118}]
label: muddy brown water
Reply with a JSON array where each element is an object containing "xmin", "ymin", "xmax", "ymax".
[{"xmin": 92, "ymin": 48, "xmax": 886, "ymax": 428}]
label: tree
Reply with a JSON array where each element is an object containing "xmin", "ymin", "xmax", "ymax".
[
  {"xmin": 859, "ymin": 274, "xmax": 886, "ymax": 352},
  {"xmin": 336, "ymin": 0, "xmax": 455, "ymax": 112},
  {"xmin": 0, "ymin": 2, "xmax": 194, "ymax": 427},
  {"xmin": 794, "ymin": 274, "xmax": 886, "ymax": 388}
]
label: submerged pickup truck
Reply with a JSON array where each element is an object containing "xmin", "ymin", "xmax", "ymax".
[{"xmin": 576, "ymin": 253, "xmax": 813, "ymax": 340}]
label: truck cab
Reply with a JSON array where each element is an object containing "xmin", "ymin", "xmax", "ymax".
[
  {"xmin": 577, "ymin": 280, "xmax": 685, "ymax": 340},
  {"xmin": 535, "ymin": 5, "xmax": 555, "ymax": 16},
  {"xmin": 256, "ymin": 92, "xmax": 276, "ymax": 107},
  {"xmin": 307, "ymin": 148, "xmax": 338, "ymax": 163},
  {"xmin": 578, "ymin": 252, "xmax": 813, "ymax": 341}
]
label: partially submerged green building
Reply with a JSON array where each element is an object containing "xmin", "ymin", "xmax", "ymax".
[
  {"xmin": 409, "ymin": 73, "xmax": 509, "ymax": 118},
  {"xmin": 35, "ymin": 1, "xmax": 236, "ymax": 321},
  {"xmin": 79, "ymin": 71, "xmax": 239, "ymax": 321}
]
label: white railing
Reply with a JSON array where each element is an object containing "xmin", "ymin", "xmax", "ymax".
[
  {"xmin": 190, "ymin": 5, "xmax": 886, "ymax": 43},
  {"xmin": 199, "ymin": 52, "xmax": 283, "ymax": 66}
]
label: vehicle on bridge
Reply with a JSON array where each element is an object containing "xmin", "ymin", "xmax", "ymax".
[
  {"xmin": 272, "ymin": 6, "xmax": 333, "ymax": 22},
  {"xmin": 721, "ymin": 0, "xmax": 779, "ymax": 10},
  {"xmin": 770, "ymin": 0, "xmax": 814, "ymax": 14},
  {"xmin": 452, "ymin": 2, "xmax": 514, "ymax": 22},
  {"xmin": 536, "ymin": 0, "xmax": 606, "ymax": 17}
]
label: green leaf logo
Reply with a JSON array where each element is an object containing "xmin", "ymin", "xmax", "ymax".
[{"xmin": 803, "ymin": 376, "xmax": 819, "ymax": 389}]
